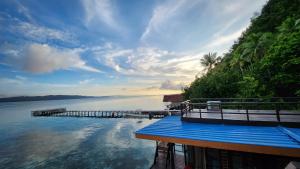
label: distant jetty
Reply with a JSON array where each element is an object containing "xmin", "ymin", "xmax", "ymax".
[{"xmin": 31, "ymin": 108, "xmax": 180, "ymax": 119}]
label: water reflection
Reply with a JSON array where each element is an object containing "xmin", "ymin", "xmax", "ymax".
[{"xmin": 0, "ymin": 96, "xmax": 162, "ymax": 169}]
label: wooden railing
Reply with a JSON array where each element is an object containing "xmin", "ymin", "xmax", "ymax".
[
  {"xmin": 180, "ymin": 99, "xmax": 300, "ymax": 127},
  {"xmin": 189, "ymin": 97, "xmax": 300, "ymax": 103}
]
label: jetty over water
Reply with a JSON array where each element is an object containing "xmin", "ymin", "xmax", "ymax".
[{"xmin": 32, "ymin": 108, "xmax": 180, "ymax": 119}]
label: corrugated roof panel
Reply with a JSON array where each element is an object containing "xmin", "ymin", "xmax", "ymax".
[{"xmin": 136, "ymin": 116, "xmax": 300, "ymax": 149}]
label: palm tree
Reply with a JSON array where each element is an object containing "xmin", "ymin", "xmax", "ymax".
[{"xmin": 200, "ymin": 52, "xmax": 221, "ymax": 72}]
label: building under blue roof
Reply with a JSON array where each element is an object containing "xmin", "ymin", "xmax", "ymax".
[{"xmin": 136, "ymin": 116, "xmax": 300, "ymax": 158}]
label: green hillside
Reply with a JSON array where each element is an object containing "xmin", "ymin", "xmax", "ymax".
[{"xmin": 184, "ymin": 0, "xmax": 300, "ymax": 99}]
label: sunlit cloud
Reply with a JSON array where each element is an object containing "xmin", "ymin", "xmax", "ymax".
[
  {"xmin": 2, "ymin": 43, "xmax": 101, "ymax": 73},
  {"xmin": 0, "ymin": 77, "xmax": 180, "ymax": 97},
  {"xmin": 91, "ymin": 44, "xmax": 202, "ymax": 80},
  {"xmin": 160, "ymin": 80, "xmax": 185, "ymax": 90}
]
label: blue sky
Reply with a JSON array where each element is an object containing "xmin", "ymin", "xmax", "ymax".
[{"xmin": 0, "ymin": 0, "xmax": 267, "ymax": 97}]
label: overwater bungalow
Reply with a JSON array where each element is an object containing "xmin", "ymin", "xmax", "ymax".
[
  {"xmin": 163, "ymin": 94, "xmax": 184, "ymax": 110},
  {"xmin": 135, "ymin": 98, "xmax": 300, "ymax": 169}
]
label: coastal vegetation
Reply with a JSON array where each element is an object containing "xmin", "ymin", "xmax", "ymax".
[{"xmin": 183, "ymin": 0, "xmax": 300, "ymax": 99}]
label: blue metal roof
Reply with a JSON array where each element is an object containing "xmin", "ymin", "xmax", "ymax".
[{"xmin": 136, "ymin": 116, "xmax": 300, "ymax": 149}]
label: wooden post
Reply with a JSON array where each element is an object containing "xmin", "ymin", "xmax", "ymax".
[
  {"xmin": 246, "ymin": 109, "xmax": 249, "ymax": 122},
  {"xmin": 180, "ymin": 103, "xmax": 184, "ymax": 117},
  {"xmin": 276, "ymin": 104, "xmax": 281, "ymax": 122},
  {"xmin": 170, "ymin": 143, "xmax": 175, "ymax": 169},
  {"xmin": 199, "ymin": 108, "xmax": 202, "ymax": 119},
  {"xmin": 220, "ymin": 104, "xmax": 224, "ymax": 120}
]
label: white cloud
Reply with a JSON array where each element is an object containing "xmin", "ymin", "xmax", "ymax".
[
  {"xmin": 91, "ymin": 44, "xmax": 203, "ymax": 81},
  {"xmin": 160, "ymin": 80, "xmax": 184, "ymax": 90},
  {"xmin": 15, "ymin": 75, "xmax": 27, "ymax": 81},
  {"xmin": 81, "ymin": 0, "xmax": 121, "ymax": 31},
  {"xmin": 3, "ymin": 43, "xmax": 101, "ymax": 73},
  {"xmin": 141, "ymin": 0, "xmax": 193, "ymax": 41},
  {"xmin": 14, "ymin": 0, "xmax": 34, "ymax": 22},
  {"xmin": 0, "ymin": 77, "xmax": 24, "ymax": 85},
  {"xmin": 0, "ymin": 14, "xmax": 75, "ymax": 44},
  {"xmin": 14, "ymin": 21, "xmax": 75, "ymax": 43},
  {"xmin": 140, "ymin": 0, "xmax": 267, "ymax": 52},
  {"xmin": 212, "ymin": 16, "xmax": 243, "ymax": 38},
  {"xmin": 79, "ymin": 78, "xmax": 95, "ymax": 84},
  {"xmin": 203, "ymin": 27, "xmax": 246, "ymax": 50}
]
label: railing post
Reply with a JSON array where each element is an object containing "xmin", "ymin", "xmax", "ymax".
[
  {"xmin": 220, "ymin": 104, "xmax": 223, "ymax": 120},
  {"xmin": 180, "ymin": 103, "xmax": 184, "ymax": 117},
  {"xmin": 276, "ymin": 103, "xmax": 281, "ymax": 122},
  {"xmin": 246, "ymin": 108, "xmax": 249, "ymax": 122},
  {"xmin": 199, "ymin": 107, "xmax": 202, "ymax": 119}
]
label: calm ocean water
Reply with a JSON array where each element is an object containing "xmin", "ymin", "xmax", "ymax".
[{"xmin": 0, "ymin": 96, "xmax": 166, "ymax": 169}]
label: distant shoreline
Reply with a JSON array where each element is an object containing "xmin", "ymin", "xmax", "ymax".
[
  {"xmin": 0, "ymin": 95, "xmax": 162, "ymax": 103},
  {"xmin": 0, "ymin": 95, "xmax": 98, "ymax": 103}
]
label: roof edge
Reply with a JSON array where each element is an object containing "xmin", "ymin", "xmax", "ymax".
[{"xmin": 135, "ymin": 133, "xmax": 300, "ymax": 158}]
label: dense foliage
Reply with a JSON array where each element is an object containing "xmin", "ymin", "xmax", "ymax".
[{"xmin": 183, "ymin": 0, "xmax": 300, "ymax": 99}]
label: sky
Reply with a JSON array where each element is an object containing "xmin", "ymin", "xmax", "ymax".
[{"xmin": 0, "ymin": 0, "xmax": 268, "ymax": 97}]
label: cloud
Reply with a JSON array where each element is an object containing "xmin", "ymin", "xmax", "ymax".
[
  {"xmin": 160, "ymin": 80, "xmax": 184, "ymax": 90},
  {"xmin": 140, "ymin": 0, "xmax": 267, "ymax": 52},
  {"xmin": 15, "ymin": 75, "xmax": 27, "ymax": 81},
  {"xmin": 91, "ymin": 44, "xmax": 203, "ymax": 80},
  {"xmin": 79, "ymin": 78, "xmax": 95, "ymax": 84},
  {"xmin": 81, "ymin": 0, "xmax": 121, "ymax": 31},
  {"xmin": 0, "ymin": 78, "xmax": 180, "ymax": 97},
  {"xmin": 14, "ymin": 0, "xmax": 34, "ymax": 22},
  {"xmin": 141, "ymin": 0, "xmax": 192, "ymax": 41},
  {"xmin": 0, "ymin": 14, "xmax": 75, "ymax": 44},
  {"xmin": 2, "ymin": 43, "xmax": 101, "ymax": 73},
  {"xmin": 203, "ymin": 27, "xmax": 246, "ymax": 50},
  {"xmin": 0, "ymin": 77, "xmax": 24, "ymax": 85},
  {"xmin": 14, "ymin": 20, "xmax": 75, "ymax": 43}
]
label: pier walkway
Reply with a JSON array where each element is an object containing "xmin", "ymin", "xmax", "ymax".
[{"xmin": 32, "ymin": 108, "xmax": 180, "ymax": 119}]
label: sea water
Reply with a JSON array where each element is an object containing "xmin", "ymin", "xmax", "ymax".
[{"xmin": 0, "ymin": 96, "xmax": 165, "ymax": 169}]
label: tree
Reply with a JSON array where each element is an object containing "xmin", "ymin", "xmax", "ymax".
[
  {"xmin": 184, "ymin": 0, "xmax": 300, "ymax": 99},
  {"xmin": 200, "ymin": 52, "xmax": 221, "ymax": 72}
]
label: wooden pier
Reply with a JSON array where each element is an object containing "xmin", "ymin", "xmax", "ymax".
[{"xmin": 31, "ymin": 108, "xmax": 180, "ymax": 119}]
